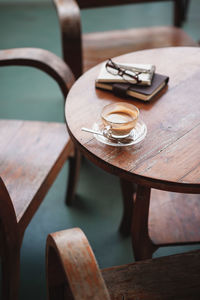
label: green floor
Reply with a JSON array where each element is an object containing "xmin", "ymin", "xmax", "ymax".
[{"xmin": 0, "ymin": 1, "xmax": 200, "ymax": 299}]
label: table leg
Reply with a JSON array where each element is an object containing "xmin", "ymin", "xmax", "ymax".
[
  {"xmin": 131, "ymin": 185, "xmax": 157, "ymax": 261},
  {"xmin": 119, "ymin": 178, "xmax": 136, "ymax": 236},
  {"xmin": 65, "ymin": 147, "xmax": 81, "ymax": 205}
]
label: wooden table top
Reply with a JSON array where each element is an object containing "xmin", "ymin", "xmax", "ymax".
[{"xmin": 65, "ymin": 47, "xmax": 200, "ymax": 193}]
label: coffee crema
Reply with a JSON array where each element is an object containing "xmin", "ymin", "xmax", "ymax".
[{"xmin": 101, "ymin": 102, "xmax": 139, "ymax": 137}]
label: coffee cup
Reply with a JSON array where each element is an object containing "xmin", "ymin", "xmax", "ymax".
[{"xmin": 101, "ymin": 102, "xmax": 139, "ymax": 138}]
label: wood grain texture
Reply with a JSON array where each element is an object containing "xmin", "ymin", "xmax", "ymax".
[
  {"xmin": 102, "ymin": 249, "xmax": 200, "ymax": 299},
  {"xmin": 66, "ymin": 47, "xmax": 200, "ymax": 257},
  {"xmin": 46, "ymin": 228, "xmax": 111, "ymax": 300},
  {"xmin": 82, "ymin": 26, "xmax": 196, "ymax": 72},
  {"xmin": 0, "ymin": 120, "xmax": 72, "ymax": 227},
  {"xmin": 54, "ymin": 0, "xmax": 197, "ymax": 235},
  {"xmin": 0, "ymin": 48, "xmax": 77, "ymax": 300},
  {"xmin": 66, "ymin": 47, "xmax": 200, "ymax": 193},
  {"xmin": 131, "ymin": 185, "xmax": 157, "ymax": 260},
  {"xmin": 46, "ymin": 228, "xmax": 200, "ymax": 300},
  {"xmin": 53, "ymin": 0, "xmax": 83, "ymax": 78},
  {"xmin": 149, "ymin": 189, "xmax": 200, "ymax": 245},
  {"xmin": 53, "ymin": 0, "xmax": 197, "ymax": 79}
]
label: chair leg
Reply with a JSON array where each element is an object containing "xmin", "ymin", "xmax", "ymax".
[
  {"xmin": 131, "ymin": 185, "xmax": 157, "ymax": 261},
  {"xmin": 65, "ymin": 147, "xmax": 81, "ymax": 206},
  {"xmin": 182, "ymin": 0, "xmax": 190, "ymax": 21},
  {"xmin": 174, "ymin": 0, "xmax": 183, "ymax": 27},
  {"xmin": 119, "ymin": 178, "xmax": 136, "ymax": 236},
  {"xmin": 174, "ymin": 0, "xmax": 190, "ymax": 27},
  {"xmin": 1, "ymin": 239, "xmax": 21, "ymax": 300}
]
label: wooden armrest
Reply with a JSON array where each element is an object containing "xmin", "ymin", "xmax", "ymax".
[
  {"xmin": 52, "ymin": 0, "xmax": 83, "ymax": 79},
  {"xmin": 46, "ymin": 228, "xmax": 110, "ymax": 300},
  {"xmin": 0, "ymin": 48, "xmax": 74, "ymax": 98}
]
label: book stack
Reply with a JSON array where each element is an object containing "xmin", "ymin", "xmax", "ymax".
[{"xmin": 95, "ymin": 62, "xmax": 169, "ymax": 102}]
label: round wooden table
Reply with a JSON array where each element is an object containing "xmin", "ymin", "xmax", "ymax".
[{"xmin": 66, "ymin": 47, "xmax": 200, "ymax": 260}]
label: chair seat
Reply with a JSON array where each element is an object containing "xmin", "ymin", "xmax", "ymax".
[
  {"xmin": 149, "ymin": 189, "xmax": 200, "ymax": 246},
  {"xmin": 83, "ymin": 26, "xmax": 197, "ymax": 72},
  {"xmin": 0, "ymin": 119, "xmax": 72, "ymax": 227},
  {"xmin": 102, "ymin": 250, "xmax": 200, "ymax": 299}
]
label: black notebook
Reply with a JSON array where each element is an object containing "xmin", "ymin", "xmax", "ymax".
[{"xmin": 95, "ymin": 73, "xmax": 169, "ymax": 101}]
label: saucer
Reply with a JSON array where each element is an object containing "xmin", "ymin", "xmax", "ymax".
[{"xmin": 92, "ymin": 119, "xmax": 147, "ymax": 147}]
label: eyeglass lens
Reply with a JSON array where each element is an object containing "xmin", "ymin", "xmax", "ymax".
[{"xmin": 106, "ymin": 59, "xmax": 141, "ymax": 83}]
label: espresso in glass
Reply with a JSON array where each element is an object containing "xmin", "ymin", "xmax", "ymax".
[{"xmin": 101, "ymin": 102, "xmax": 139, "ymax": 138}]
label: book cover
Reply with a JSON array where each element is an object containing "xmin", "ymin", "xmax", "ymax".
[{"xmin": 95, "ymin": 73, "xmax": 169, "ymax": 101}]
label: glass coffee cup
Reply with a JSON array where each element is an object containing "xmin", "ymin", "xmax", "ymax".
[{"xmin": 101, "ymin": 102, "xmax": 139, "ymax": 138}]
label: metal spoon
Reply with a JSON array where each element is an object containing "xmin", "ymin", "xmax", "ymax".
[{"xmin": 81, "ymin": 127, "xmax": 134, "ymax": 144}]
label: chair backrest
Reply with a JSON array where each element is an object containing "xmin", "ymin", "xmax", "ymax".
[
  {"xmin": 76, "ymin": 0, "xmax": 180, "ymax": 14},
  {"xmin": 75, "ymin": 0, "xmax": 183, "ymax": 29},
  {"xmin": 53, "ymin": 0, "xmax": 183, "ymax": 79}
]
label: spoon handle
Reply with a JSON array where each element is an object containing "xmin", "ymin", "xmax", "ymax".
[{"xmin": 81, "ymin": 127, "xmax": 103, "ymax": 136}]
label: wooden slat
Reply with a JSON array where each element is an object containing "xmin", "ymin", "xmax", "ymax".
[
  {"xmin": 76, "ymin": 0, "xmax": 186, "ymax": 27},
  {"xmin": 83, "ymin": 26, "xmax": 197, "ymax": 72},
  {"xmin": 134, "ymin": 122, "xmax": 200, "ymax": 185},
  {"xmin": 0, "ymin": 120, "xmax": 23, "ymax": 153},
  {"xmin": 102, "ymin": 250, "xmax": 200, "ymax": 300},
  {"xmin": 0, "ymin": 119, "xmax": 71, "ymax": 226},
  {"xmin": 77, "ymin": 0, "xmax": 171, "ymax": 9},
  {"xmin": 149, "ymin": 189, "xmax": 200, "ymax": 245}
]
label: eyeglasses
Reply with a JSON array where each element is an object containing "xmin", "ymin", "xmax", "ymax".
[{"xmin": 105, "ymin": 58, "xmax": 142, "ymax": 84}]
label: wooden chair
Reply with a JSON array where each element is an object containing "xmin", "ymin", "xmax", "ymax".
[
  {"xmin": 46, "ymin": 227, "xmax": 200, "ymax": 300},
  {"xmin": 0, "ymin": 48, "xmax": 81, "ymax": 300},
  {"xmin": 53, "ymin": 0, "xmax": 197, "ymax": 80}
]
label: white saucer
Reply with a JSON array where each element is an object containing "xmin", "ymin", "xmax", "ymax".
[{"xmin": 92, "ymin": 119, "xmax": 147, "ymax": 147}]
